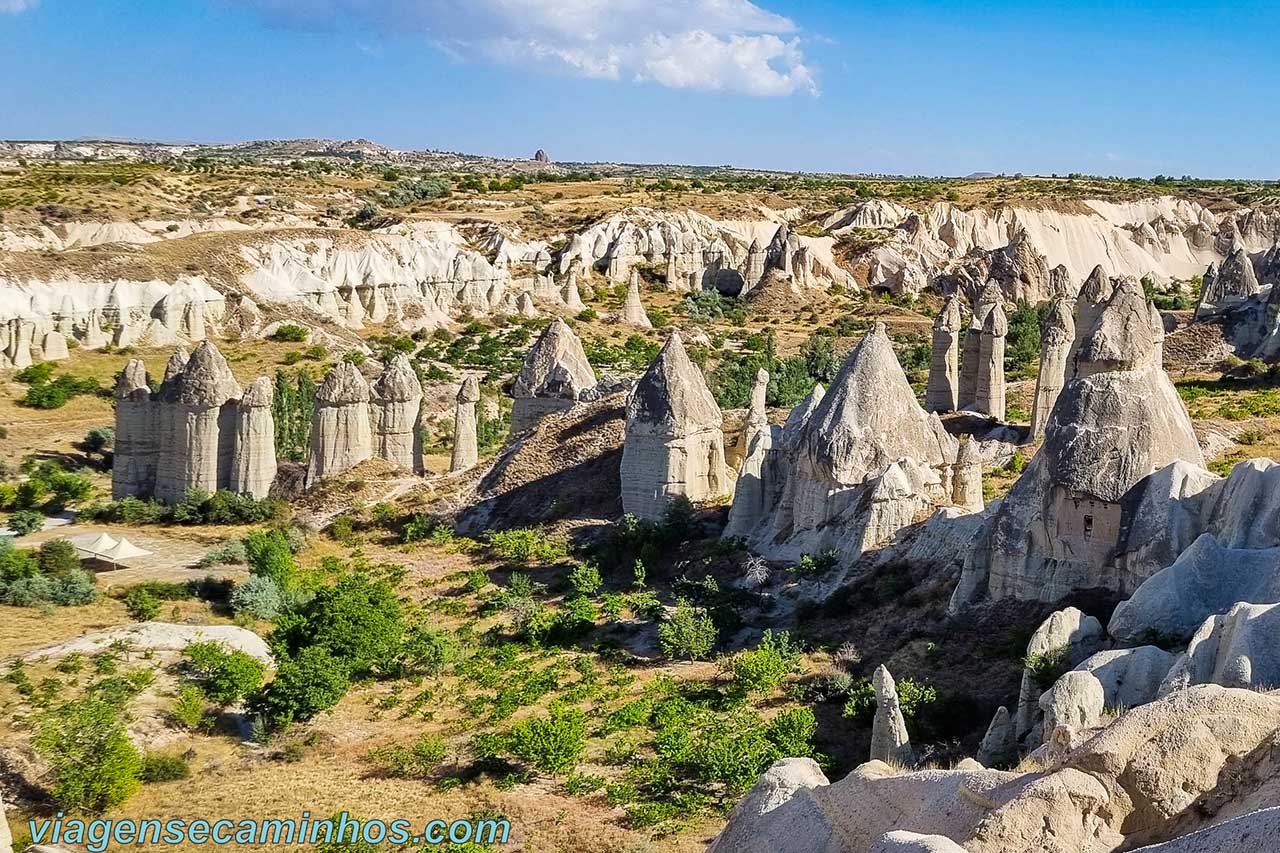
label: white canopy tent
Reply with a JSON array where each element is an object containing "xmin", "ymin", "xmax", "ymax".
[{"xmin": 76, "ymin": 533, "xmax": 151, "ymax": 569}]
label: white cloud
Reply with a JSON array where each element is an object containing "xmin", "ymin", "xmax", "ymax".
[
  {"xmin": 0, "ymin": 0, "xmax": 40, "ymax": 13},
  {"xmin": 235, "ymin": 0, "xmax": 817, "ymax": 97}
]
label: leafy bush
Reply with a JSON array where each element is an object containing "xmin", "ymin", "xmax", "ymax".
[
  {"xmin": 170, "ymin": 685, "xmax": 211, "ymax": 731},
  {"xmin": 199, "ymin": 539, "xmax": 248, "ymax": 567},
  {"xmin": 367, "ymin": 734, "xmax": 447, "ymax": 778},
  {"xmin": 269, "ymin": 573, "xmax": 404, "ymax": 679},
  {"xmin": 123, "ymin": 587, "xmax": 161, "ymax": 621},
  {"xmin": 244, "ymin": 528, "xmax": 299, "ymax": 591},
  {"xmin": 270, "ymin": 324, "xmax": 310, "ymax": 343},
  {"xmin": 139, "ymin": 752, "xmax": 190, "ymax": 783},
  {"xmin": 33, "ymin": 695, "xmax": 142, "ymax": 813},
  {"xmin": 182, "ymin": 641, "xmax": 267, "ymax": 706},
  {"xmin": 251, "ymin": 645, "xmax": 351, "ymax": 729},
  {"xmin": 0, "ymin": 538, "xmax": 98, "ymax": 607},
  {"xmin": 395, "ymin": 623, "xmax": 459, "ymax": 677},
  {"xmin": 230, "ymin": 572, "xmax": 282, "ymax": 618},
  {"xmin": 657, "ymin": 600, "xmax": 718, "ymax": 661},
  {"xmin": 1022, "ymin": 644, "xmax": 1072, "ymax": 689},
  {"xmin": 37, "ymin": 538, "xmax": 80, "ymax": 574},
  {"xmin": 486, "ymin": 528, "xmax": 569, "ymax": 564},
  {"xmin": 842, "ymin": 677, "xmax": 938, "ymax": 725},
  {"xmin": 790, "ymin": 550, "xmax": 839, "ymax": 577},
  {"xmin": 507, "ymin": 704, "xmax": 587, "ymax": 775},
  {"xmin": 723, "ymin": 630, "xmax": 801, "ymax": 695},
  {"xmin": 568, "ymin": 562, "xmax": 602, "ymax": 597},
  {"xmin": 19, "ymin": 373, "xmax": 101, "ymax": 410},
  {"xmin": 6, "ymin": 509, "xmax": 44, "ymax": 536}
]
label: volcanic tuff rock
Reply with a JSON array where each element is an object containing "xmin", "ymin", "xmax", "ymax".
[
  {"xmin": 1158, "ymin": 602, "xmax": 1280, "ymax": 694},
  {"xmin": 750, "ymin": 324, "xmax": 956, "ymax": 562},
  {"xmin": 112, "ymin": 359, "xmax": 156, "ymax": 499},
  {"xmin": 1014, "ymin": 607, "xmax": 1104, "ymax": 742},
  {"xmin": 1037, "ymin": 670, "xmax": 1105, "ymax": 735},
  {"xmin": 926, "ymin": 293, "xmax": 962, "ymax": 412},
  {"xmin": 959, "ymin": 282, "xmax": 1003, "ymax": 408},
  {"xmin": 975, "ymin": 301, "xmax": 1007, "ymax": 419},
  {"xmin": 1195, "ymin": 247, "xmax": 1260, "ymax": 318},
  {"xmin": 954, "ymin": 278, "xmax": 1203, "ymax": 607},
  {"xmin": 870, "ymin": 665, "xmax": 914, "ymax": 765},
  {"xmin": 1108, "ymin": 534, "xmax": 1280, "ymax": 644},
  {"xmin": 619, "ymin": 270, "xmax": 653, "ymax": 328},
  {"xmin": 1070, "ymin": 646, "xmax": 1176, "ymax": 711},
  {"xmin": 951, "ymin": 438, "xmax": 984, "ymax": 511},
  {"xmin": 228, "ymin": 376, "xmax": 277, "ymax": 499},
  {"xmin": 620, "ymin": 331, "xmax": 727, "ymax": 520},
  {"xmin": 307, "ymin": 361, "xmax": 373, "ymax": 485},
  {"xmin": 1030, "ymin": 297, "xmax": 1074, "ymax": 439},
  {"xmin": 713, "ymin": 685, "xmax": 1280, "ymax": 853},
  {"xmin": 1129, "ymin": 808, "xmax": 1280, "ymax": 853},
  {"xmin": 510, "ymin": 318, "xmax": 597, "ymax": 434},
  {"xmin": 450, "ymin": 375, "xmax": 481, "ymax": 473},
  {"xmin": 976, "ymin": 706, "xmax": 1016, "ymax": 769},
  {"xmin": 371, "ymin": 354, "xmax": 423, "ymax": 471},
  {"xmin": 153, "ymin": 342, "xmax": 241, "ymax": 504}
]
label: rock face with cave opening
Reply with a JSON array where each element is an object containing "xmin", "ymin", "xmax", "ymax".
[{"xmin": 510, "ymin": 318, "xmax": 597, "ymax": 435}]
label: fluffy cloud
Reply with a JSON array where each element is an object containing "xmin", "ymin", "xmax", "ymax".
[
  {"xmin": 236, "ymin": 0, "xmax": 817, "ymax": 97},
  {"xmin": 0, "ymin": 0, "xmax": 40, "ymax": 13}
]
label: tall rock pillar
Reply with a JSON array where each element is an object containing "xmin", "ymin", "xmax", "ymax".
[
  {"xmin": 450, "ymin": 376, "xmax": 481, "ymax": 473},
  {"xmin": 620, "ymin": 270, "xmax": 653, "ymax": 329},
  {"xmin": 621, "ymin": 332, "xmax": 728, "ymax": 520},
  {"xmin": 111, "ymin": 359, "xmax": 157, "ymax": 499},
  {"xmin": 1031, "ymin": 297, "xmax": 1075, "ymax": 439},
  {"xmin": 306, "ymin": 361, "xmax": 373, "ymax": 486},
  {"xmin": 229, "ymin": 376, "xmax": 277, "ymax": 499},
  {"xmin": 959, "ymin": 283, "xmax": 1003, "ymax": 409},
  {"xmin": 372, "ymin": 354, "xmax": 423, "ymax": 471},
  {"xmin": 926, "ymin": 294, "xmax": 962, "ymax": 413},
  {"xmin": 870, "ymin": 665, "xmax": 914, "ymax": 766},
  {"xmin": 154, "ymin": 342, "xmax": 240, "ymax": 503},
  {"xmin": 976, "ymin": 301, "xmax": 1008, "ymax": 420}
]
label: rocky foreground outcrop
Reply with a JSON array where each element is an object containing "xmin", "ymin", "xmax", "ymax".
[{"xmin": 712, "ymin": 685, "xmax": 1280, "ymax": 853}]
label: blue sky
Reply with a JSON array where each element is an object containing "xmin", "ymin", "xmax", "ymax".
[{"xmin": 1, "ymin": 0, "xmax": 1275, "ymax": 178}]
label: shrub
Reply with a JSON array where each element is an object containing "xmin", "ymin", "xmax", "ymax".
[
  {"xmin": 270, "ymin": 324, "xmax": 310, "ymax": 343},
  {"xmin": 252, "ymin": 645, "xmax": 350, "ymax": 729},
  {"xmin": 395, "ymin": 624, "xmax": 458, "ymax": 676},
  {"xmin": 139, "ymin": 752, "xmax": 190, "ymax": 783},
  {"xmin": 790, "ymin": 550, "xmax": 839, "ymax": 577},
  {"xmin": 182, "ymin": 641, "xmax": 267, "ymax": 706},
  {"xmin": 123, "ymin": 587, "xmax": 161, "ymax": 621},
  {"xmin": 765, "ymin": 707, "xmax": 817, "ymax": 757},
  {"xmin": 568, "ymin": 562, "xmax": 602, "ymax": 597},
  {"xmin": 7, "ymin": 510, "xmax": 44, "ymax": 536},
  {"xmin": 723, "ymin": 630, "xmax": 802, "ymax": 695},
  {"xmin": 657, "ymin": 600, "xmax": 718, "ymax": 661},
  {"xmin": 170, "ymin": 685, "xmax": 211, "ymax": 731},
  {"xmin": 243, "ymin": 528, "xmax": 299, "ymax": 590},
  {"xmin": 33, "ymin": 695, "xmax": 142, "ymax": 813},
  {"xmin": 486, "ymin": 528, "xmax": 569, "ymax": 564},
  {"xmin": 199, "ymin": 539, "xmax": 247, "ymax": 567},
  {"xmin": 37, "ymin": 538, "xmax": 80, "ymax": 575},
  {"xmin": 83, "ymin": 427, "xmax": 115, "ymax": 457},
  {"xmin": 269, "ymin": 573, "xmax": 404, "ymax": 679},
  {"xmin": 366, "ymin": 734, "xmax": 447, "ymax": 778},
  {"xmin": 230, "ymin": 574, "xmax": 284, "ymax": 621},
  {"xmin": 1023, "ymin": 645, "xmax": 1072, "ymax": 689},
  {"xmin": 842, "ymin": 677, "xmax": 938, "ymax": 725},
  {"xmin": 507, "ymin": 704, "xmax": 587, "ymax": 775}
]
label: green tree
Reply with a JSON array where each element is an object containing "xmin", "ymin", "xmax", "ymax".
[
  {"xmin": 252, "ymin": 645, "xmax": 351, "ymax": 728},
  {"xmin": 182, "ymin": 641, "xmax": 267, "ymax": 706},
  {"xmin": 657, "ymin": 599, "xmax": 718, "ymax": 661},
  {"xmin": 507, "ymin": 704, "xmax": 587, "ymax": 775},
  {"xmin": 33, "ymin": 695, "xmax": 142, "ymax": 813},
  {"xmin": 243, "ymin": 528, "xmax": 298, "ymax": 591}
]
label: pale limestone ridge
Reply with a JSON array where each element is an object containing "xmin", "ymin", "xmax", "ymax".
[
  {"xmin": 620, "ymin": 331, "xmax": 727, "ymax": 520},
  {"xmin": 371, "ymin": 353, "xmax": 423, "ymax": 471},
  {"xmin": 307, "ymin": 361, "xmax": 373, "ymax": 485},
  {"xmin": 451, "ymin": 375, "xmax": 481, "ymax": 473}
]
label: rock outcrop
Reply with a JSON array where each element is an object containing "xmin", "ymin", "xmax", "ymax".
[
  {"xmin": 510, "ymin": 318, "xmax": 597, "ymax": 434},
  {"xmin": 951, "ymin": 438, "xmax": 984, "ymax": 512},
  {"xmin": 959, "ymin": 283, "xmax": 1003, "ymax": 409},
  {"xmin": 111, "ymin": 359, "xmax": 157, "ymax": 499},
  {"xmin": 620, "ymin": 331, "xmax": 727, "ymax": 520},
  {"xmin": 976, "ymin": 706, "xmax": 1016, "ymax": 769},
  {"xmin": 306, "ymin": 361, "xmax": 373, "ymax": 485},
  {"xmin": 954, "ymin": 278, "xmax": 1204, "ymax": 607},
  {"xmin": 153, "ymin": 342, "xmax": 241, "ymax": 504},
  {"xmin": 1038, "ymin": 670, "xmax": 1105, "ymax": 734},
  {"xmin": 371, "ymin": 354, "xmax": 423, "ymax": 471},
  {"xmin": 1071, "ymin": 646, "xmax": 1176, "ymax": 711},
  {"xmin": 749, "ymin": 323, "xmax": 957, "ymax": 562},
  {"xmin": 725, "ymin": 369, "xmax": 782, "ymax": 538},
  {"xmin": 926, "ymin": 294, "xmax": 962, "ymax": 413},
  {"xmin": 1014, "ymin": 607, "xmax": 1104, "ymax": 743},
  {"xmin": 619, "ymin": 270, "xmax": 653, "ymax": 328},
  {"xmin": 228, "ymin": 376, "xmax": 277, "ymax": 499},
  {"xmin": 1030, "ymin": 297, "xmax": 1074, "ymax": 438},
  {"xmin": 450, "ymin": 376, "xmax": 481, "ymax": 473},
  {"xmin": 1158, "ymin": 602, "xmax": 1280, "ymax": 694},
  {"xmin": 1195, "ymin": 247, "xmax": 1261, "ymax": 318},
  {"xmin": 1129, "ymin": 808, "xmax": 1280, "ymax": 852},
  {"xmin": 975, "ymin": 301, "xmax": 1007, "ymax": 419},
  {"xmin": 871, "ymin": 665, "xmax": 914, "ymax": 765}
]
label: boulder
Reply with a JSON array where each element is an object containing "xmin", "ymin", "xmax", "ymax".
[
  {"xmin": 1158, "ymin": 602, "xmax": 1280, "ymax": 694},
  {"xmin": 1108, "ymin": 533, "xmax": 1280, "ymax": 643},
  {"xmin": 976, "ymin": 706, "xmax": 1016, "ymax": 769},
  {"xmin": 1072, "ymin": 646, "xmax": 1176, "ymax": 711},
  {"xmin": 871, "ymin": 832, "xmax": 970, "ymax": 852},
  {"xmin": 1015, "ymin": 607, "xmax": 1104, "ymax": 741},
  {"xmin": 620, "ymin": 331, "xmax": 727, "ymax": 520},
  {"xmin": 1038, "ymin": 670, "xmax": 1105, "ymax": 734},
  {"xmin": 1128, "ymin": 807, "xmax": 1280, "ymax": 852}
]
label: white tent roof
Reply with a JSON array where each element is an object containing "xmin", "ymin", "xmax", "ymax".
[
  {"xmin": 80, "ymin": 533, "xmax": 119, "ymax": 555},
  {"xmin": 101, "ymin": 537, "xmax": 151, "ymax": 561}
]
